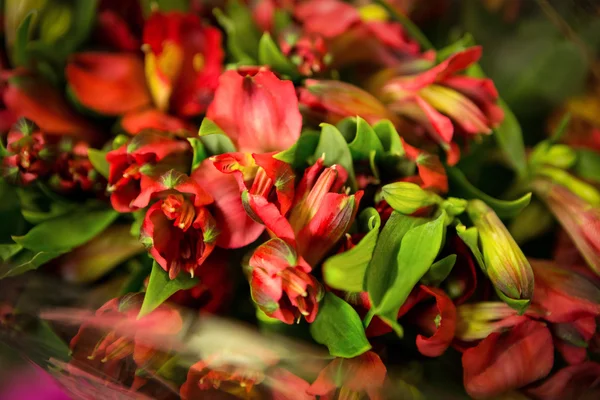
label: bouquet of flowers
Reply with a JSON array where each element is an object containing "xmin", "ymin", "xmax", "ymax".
[{"xmin": 1, "ymin": 0, "xmax": 600, "ymax": 399}]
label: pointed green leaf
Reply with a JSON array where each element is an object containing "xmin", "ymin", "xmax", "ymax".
[
  {"xmin": 0, "ymin": 243, "xmax": 22, "ymax": 261},
  {"xmin": 258, "ymin": 32, "xmax": 298, "ymax": 77},
  {"xmin": 0, "ymin": 249, "xmax": 64, "ymax": 279},
  {"xmin": 188, "ymin": 138, "xmax": 208, "ymax": 172},
  {"xmin": 382, "ymin": 182, "xmax": 441, "ymax": 214},
  {"xmin": 310, "ymin": 292, "xmax": 371, "ymax": 358},
  {"xmin": 366, "ymin": 212, "xmax": 428, "ymax": 310},
  {"xmin": 139, "ymin": 261, "xmax": 198, "ymax": 317},
  {"xmin": 87, "ymin": 148, "xmax": 110, "ymax": 179},
  {"xmin": 274, "ymin": 130, "xmax": 320, "ymax": 169},
  {"xmin": 214, "ymin": 1, "xmax": 260, "ymax": 64},
  {"xmin": 493, "ymin": 100, "xmax": 527, "ymax": 178},
  {"xmin": 14, "ymin": 11, "xmax": 37, "ymax": 67},
  {"xmin": 323, "ymin": 208, "xmax": 381, "ymax": 292},
  {"xmin": 574, "ymin": 149, "xmax": 600, "ymax": 184},
  {"xmin": 198, "ymin": 118, "xmax": 227, "ymax": 136},
  {"xmin": 312, "ymin": 123, "xmax": 356, "ymax": 189},
  {"xmin": 346, "ymin": 117, "xmax": 385, "ymax": 161},
  {"xmin": 456, "ymin": 225, "xmax": 486, "ymax": 271},
  {"xmin": 373, "ymin": 119, "xmax": 404, "ymax": 156},
  {"xmin": 421, "ymin": 254, "xmax": 457, "ymax": 286},
  {"xmin": 447, "ymin": 167, "xmax": 531, "ymax": 219},
  {"xmin": 13, "ymin": 206, "xmax": 118, "ymax": 252},
  {"xmin": 376, "ymin": 211, "xmax": 446, "ymax": 315}
]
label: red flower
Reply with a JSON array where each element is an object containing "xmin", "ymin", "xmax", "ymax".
[
  {"xmin": 143, "ymin": 11, "xmax": 224, "ymax": 117},
  {"xmin": 246, "ymin": 159, "xmax": 363, "ymax": 266},
  {"xmin": 106, "ymin": 131, "xmax": 191, "ymax": 212},
  {"xmin": 280, "ymin": 33, "xmax": 329, "ymax": 76},
  {"xmin": 307, "ymin": 351, "xmax": 387, "ymax": 400},
  {"xmin": 299, "ymin": 80, "xmax": 396, "ymax": 126},
  {"xmin": 462, "ymin": 319, "xmax": 554, "ymax": 399},
  {"xmin": 376, "ymin": 47, "xmax": 504, "ymax": 145},
  {"xmin": 70, "ymin": 293, "xmax": 183, "ymax": 385},
  {"xmin": 2, "ymin": 73, "xmax": 102, "ymax": 145},
  {"xmin": 206, "ymin": 69, "xmax": 302, "ymax": 153},
  {"xmin": 249, "ymin": 238, "xmax": 322, "ymax": 324},
  {"xmin": 66, "ymin": 52, "xmax": 152, "ymax": 115},
  {"xmin": 525, "ymin": 362, "xmax": 600, "ymax": 400},
  {"xmin": 270, "ymin": 368, "xmax": 314, "ymax": 400},
  {"xmin": 95, "ymin": 0, "xmax": 144, "ymax": 52},
  {"xmin": 120, "ymin": 109, "xmax": 194, "ymax": 135},
  {"xmin": 412, "ymin": 285, "xmax": 457, "ymax": 357},
  {"xmin": 1, "ymin": 121, "xmax": 55, "ymax": 185},
  {"xmin": 530, "ymin": 259, "xmax": 600, "ymax": 323},
  {"xmin": 294, "ymin": 0, "xmax": 419, "ymax": 67},
  {"xmin": 135, "ymin": 170, "xmax": 217, "ymax": 279},
  {"xmin": 51, "ymin": 140, "xmax": 104, "ymax": 194}
]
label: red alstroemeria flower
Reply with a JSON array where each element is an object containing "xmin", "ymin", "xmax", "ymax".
[
  {"xmin": 525, "ymin": 361, "xmax": 600, "ymax": 400},
  {"xmin": 246, "ymin": 159, "xmax": 363, "ymax": 266},
  {"xmin": 307, "ymin": 351, "xmax": 387, "ymax": 400},
  {"xmin": 375, "ymin": 47, "xmax": 504, "ymax": 146},
  {"xmin": 294, "ymin": 0, "xmax": 420, "ymax": 68},
  {"xmin": 134, "ymin": 170, "xmax": 217, "ymax": 279},
  {"xmin": 1, "ymin": 121, "xmax": 56, "ymax": 185},
  {"xmin": 454, "ymin": 302, "xmax": 530, "ymax": 343},
  {"xmin": 299, "ymin": 80, "xmax": 397, "ymax": 126},
  {"xmin": 280, "ymin": 33, "xmax": 329, "ymax": 76},
  {"xmin": 106, "ymin": 131, "xmax": 191, "ymax": 212},
  {"xmin": 206, "ymin": 68, "xmax": 302, "ymax": 153},
  {"xmin": 530, "ymin": 259, "xmax": 600, "ymax": 323},
  {"xmin": 69, "ymin": 293, "xmax": 183, "ymax": 387},
  {"xmin": 411, "ymin": 285, "xmax": 457, "ymax": 357},
  {"xmin": 249, "ymin": 238, "xmax": 322, "ymax": 324},
  {"xmin": 2, "ymin": 73, "xmax": 102, "ymax": 145},
  {"xmin": 462, "ymin": 319, "xmax": 554, "ymax": 399},
  {"xmin": 95, "ymin": 0, "xmax": 144, "ymax": 52},
  {"xmin": 66, "ymin": 52, "xmax": 152, "ymax": 116},
  {"xmin": 51, "ymin": 140, "xmax": 104, "ymax": 194},
  {"xmin": 143, "ymin": 11, "xmax": 224, "ymax": 117},
  {"xmin": 534, "ymin": 179, "xmax": 600, "ymax": 276}
]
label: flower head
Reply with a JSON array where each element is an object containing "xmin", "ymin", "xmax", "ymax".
[
  {"xmin": 249, "ymin": 238, "xmax": 322, "ymax": 324},
  {"xmin": 467, "ymin": 199, "xmax": 534, "ymax": 312}
]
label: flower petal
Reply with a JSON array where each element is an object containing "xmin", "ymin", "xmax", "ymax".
[
  {"xmin": 415, "ymin": 285, "xmax": 457, "ymax": 357},
  {"xmin": 525, "ymin": 362, "xmax": 600, "ymax": 400}
]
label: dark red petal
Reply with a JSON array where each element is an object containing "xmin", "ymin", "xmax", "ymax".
[
  {"xmin": 121, "ymin": 109, "xmax": 193, "ymax": 135},
  {"xmin": 252, "ymin": 152, "xmax": 295, "ymax": 215},
  {"xmin": 415, "ymin": 286, "xmax": 457, "ymax": 357},
  {"xmin": 525, "ymin": 362, "xmax": 600, "ymax": 400},
  {"xmin": 462, "ymin": 319, "xmax": 554, "ymax": 399}
]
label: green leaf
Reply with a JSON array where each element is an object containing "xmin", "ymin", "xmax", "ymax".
[
  {"xmin": 493, "ymin": 99, "xmax": 527, "ymax": 178},
  {"xmin": 574, "ymin": 149, "xmax": 600, "ymax": 184},
  {"xmin": 437, "ymin": 33, "xmax": 476, "ymax": 62},
  {"xmin": 529, "ymin": 141, "xmax": 577, "ymax": 171},
  {"xmin": 13, "ymin": 11, "xmax": 37, "ymax": 67},
  {"xmin": 141, "ymin": 0, "xmax": 189, "ymax": 14},
  {"xmin": 496, "ymin": 289, "xmax": 530, "ymax": 316},
  {"xmin": 0, "ymin": 243, "xmax": 22, "ymax": 261},
  {"xmin": 508, "ymin": 200, "xmax": 554, "ymax": 244},
  {"xmin": 323, "ymin": 208, "xmax": 381, "ymax": 292},
  {"xmin": 139, "ymin": 262, "xmax": 198, "ymax": 317},
  {"xmin": 373, "ymin": 120, "xmax": 404, "ymax": 156},
  {"xmin": 274, "ymin": 130, "xmax": 320, "ymax": 169},
  {"xmin": 13, "ymin": 206, "xmax": 118, "ymax": 252},
  {"xmin": 87, "ymin": 148, "xmax": 110, "ymax": 179},
  {"xmin": 376, "ymin": 211, "xmax": 446, "ymax": 316},
  {"xmin": 66, "ymin": 0, "xmax": 98, "ymax": 51},
  {"xmin": 198, "ymin": 118, "xmax": 236, "ymax": 155},
  {"xmin": 447, "ymin": 167, "xmax": 531, "ymax": 219},
  {"xmin": 310, "ymin": 292, "xmax": 371, "ymax": 358},
  {"xmin": 366, "ymin": 212, "xmax": 427, "ymax": 311},
  {"xmin": 312, "ymin": 123, "xmax": 356, "ymax": 189},
  {"xmin": 214, "ymin": 1, "xmax": 261, "ymax": 64},
  {"xmin": 188, "ymin": 138, "xmax": 208, "ymax": 172},
  {"xmin": 344, "ymin": 117, "xmax": 385, "ymax": 161},
  {"xmin": 0, "ymin": 249, "xmax": 64, "ymax": 278},
  {"xmin": 456, "ymin": 225, "xmax": 485, "ymax": 271},
  {"xmin": 258, "ymin": 32, "xmax": 298, "ymax": 77},
  {"xmin": 549, "ymin": 113, "xmax": 571, "ymax": 143},
  {"xmin": 198, "ymin": 118, "xmax": 227, "ymax": 136},
  {"xmin": 382, "ymin": 182, "xmax": 441, "ymax": 214},
  {"xmin": 421, "ymin": 254, "xmax": 457, "ymax": 286}
]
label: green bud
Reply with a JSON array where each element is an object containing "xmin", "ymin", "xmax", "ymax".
[
  {"xmin": 537, "ymin": 166, "xmax": 600, "ymax": 206},
  {"xmin": 529, "ymin": 141, "xmax": 577, "ymax": 171},
  {"xmin": 39, "ymin": 3, "xmax": 72, "ymax": 43},
  {"xmin": 442, "ymin": 197, "xmax": 468, "ymax": 216},
  {"xmin": 381, "ymin": 182, "xmax": 441, "ymax": 214},
  {"xmin": 467, "ymin": 199, "xmax": 534, "ymax": 313}
]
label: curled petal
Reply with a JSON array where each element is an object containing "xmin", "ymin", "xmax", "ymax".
[
  {"xmin": 66, "ymin": 52, "xmax": 151, "ymax": 115},
  {"xmin": 462, "ymin": 320, "xmax": 554, "ymax": 399},
  {"xmin": 132, "ymin": 170, "xmax": 212, "ymax": 209},
  {"xmin": 252, "ymin": 153, "xmax": 296, "ymax": 215},
  {"xmin": 415, "ymin": 286, "xmax": 457, "ymax": 357}
]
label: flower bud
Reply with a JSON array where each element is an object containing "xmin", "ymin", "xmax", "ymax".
[
  {"xmin": 455, "ymin": 302, "xmax": 528, "ymax": 341},
  {"xmin": 467, "ymin": 199, "xmax": 534, "ymax": 313}
]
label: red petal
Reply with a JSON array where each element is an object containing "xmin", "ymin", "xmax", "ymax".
[
  {"xmin": 244, "ymin": 192, "xmax": 296, "ymax": 244},
  {"xmin": 192, "ymin": 160, "xmax": 265, "ymax": 248},
  {"xmin": 250, "ymin": 238, "xmax": 297, "ymax": 275},
  {"xmin": 416, "ymin": 153, "xmax": 448, "ymax": 193},
  {"xmin": 206, "ymin": 69, "xmax": 302, "ymax": 153},
  {"xmin": 294, "ymin": 0, "xmax": 359, "ymax": 38},
  {"xmin": 525, "ymin": 362, "xmax": 600, "ymax": 400},
  {"xmin": 270, "ymin": 369, "xmax": 314, "ymax": 400},
  {"xmin": 121, "ymin": 109, "xmax": 193, "ymax": 135},
  {"xmin": 253, "ymin": 152, "xmax": 296, "ymax": 215},
  {"xmin": 555, "ymin": 339, "xmax": 588, "ymax": 365},
  {"xmin": 415, "ymin": 95, "xmax": 455, "ymax": 144},
  {"xmin": 462, "ymin": 319, "xmax": 554, "ymax": 399},
  {"xmin": 95, "ymin": 10, "xmax": 140, "ymax": 52},
  {"xmin": 3, "ymin": 74, "xmax": 102, "ymax": 145},
  {"xmin": 415, "ymin": 286, "xmax": 457, "ymax": 357},
  {"xmin": 66, "ymin": 52, "xmax": 151, "ymax": 115}
]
